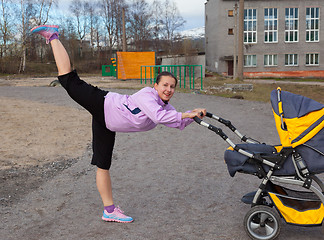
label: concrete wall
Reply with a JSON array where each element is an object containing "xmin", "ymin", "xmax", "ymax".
[
  {"xmin": 161, "ymin": 55, "xmax": 206, "ymax": 78},
  {"xmin": 205, "ymin": 0, "xmax": 324, "ymax": 78}
]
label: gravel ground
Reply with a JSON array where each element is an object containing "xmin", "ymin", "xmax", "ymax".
[{"xmin": 0, "ymin": 83, "xmax": 323, "ymax": 240}]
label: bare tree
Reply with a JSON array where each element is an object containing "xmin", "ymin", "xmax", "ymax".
[
  {"xmin": 82, "ymin": 1, "xmax": 106, "ymax": 57},
  {"xmin": 70, "ymin": 0, "xmax": 88, "ymax": 58},
  {"xmin": 113, "ymin": 0, "xmax": 125, "ymax": 51},
  {"xmin": 150, "ymin": 0, "xmax": 163, "ymax": 53},
  {"xmin": 101, "ymin": 0, "xmax": 115, "ymax": 52},
  {"xmin": 0, "ymin": 0, "xmax": 13, "ymax": 57},
  {"xmin": 84, "ymin": 1, "xmax": 97, "ymax": 55},
  {"xmin": 160, "ymin": 0, "xmax": 185, "ymax": 53},
  {"xmin": 31, "ymin": 0, "xmax": 55, "ymax": 25},
  {"xmin": 18, "ymin": 0, "xmax": 29, "ymax": 73},
  {"xmin": 100, "ymin": 0, "xmax": 126, "ymax": 54},
  {"xmin": 128, "ymin": 0, "xmax": 152, "ymax": 51}
]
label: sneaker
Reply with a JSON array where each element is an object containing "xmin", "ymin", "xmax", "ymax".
[
  {"xmin": 30, "ymin": 25, "xmax": 59, "ymax": 44},
  {"xmin": 102, "ymin": 206, "xmax": 133, "ymax": 223}
]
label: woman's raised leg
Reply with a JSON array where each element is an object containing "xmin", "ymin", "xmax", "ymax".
[{"xmin": 50, "ymin": 39, "xmax": 72, "ymax": 76}]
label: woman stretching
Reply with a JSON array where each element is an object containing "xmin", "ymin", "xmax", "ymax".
[{"xmin": 31, "ymin": 25, "xmax": 206, "ymax": 223}]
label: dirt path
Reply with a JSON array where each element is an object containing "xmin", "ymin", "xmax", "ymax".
[{"xmin": 0, "ymin": 77, "xmax": 323, "ymax": 239}]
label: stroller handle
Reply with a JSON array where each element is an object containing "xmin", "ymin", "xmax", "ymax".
[
  {"xmin": 194, "ymin": 112, "xmax": 258, "ymax": 144},
  {"xmin": 194, "ymin": 112, "xmax": 278, "ymax": 169}
]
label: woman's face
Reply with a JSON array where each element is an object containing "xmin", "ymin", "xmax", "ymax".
[{"xmin": 154, "ymin": 75, "xmax": 176, "ymax": 102}]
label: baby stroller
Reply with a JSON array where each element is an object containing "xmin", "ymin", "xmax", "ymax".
[{"xmin": 194, "ymin": 88, "xmax": 324, "ymax": 240}]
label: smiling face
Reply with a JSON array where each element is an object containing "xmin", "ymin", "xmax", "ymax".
[{"xmin": 154, "ymin": 75, "xmax": 177, "ymax": 102}]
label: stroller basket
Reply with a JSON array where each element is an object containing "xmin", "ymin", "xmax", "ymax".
[{"xmin": 268, "ymin": 184, "xmax": 324, "ymax": 226}]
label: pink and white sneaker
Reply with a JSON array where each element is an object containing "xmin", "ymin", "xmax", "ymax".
[
  {"xmin": 30, "ymin": 25, "xmax": 59, "ymax": 44},
  {"xmin": 102, "ymin": 206, "xmax": 133, "ymax": 223}
]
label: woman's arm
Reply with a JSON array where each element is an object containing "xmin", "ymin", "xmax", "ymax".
[{"xmin": 181, "ymin": 108, "xmax": 206, "ymax": 119}]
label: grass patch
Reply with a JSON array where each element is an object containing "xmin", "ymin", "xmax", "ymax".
[{"xmin": 200, "ymin": 75, "xmax": 324, "ymax": 103}]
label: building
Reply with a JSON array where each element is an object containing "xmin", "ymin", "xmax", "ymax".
[{"xmin": 205, "ymin": 0, "xmax": 324, "ymax": 78}]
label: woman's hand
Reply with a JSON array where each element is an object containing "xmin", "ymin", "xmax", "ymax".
[{"xmin": 181, "ymin": 108, "xmax": 206, "ymax": 119}]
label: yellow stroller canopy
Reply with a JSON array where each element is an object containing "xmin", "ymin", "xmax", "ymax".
[{"xmin": 271, "ymin": 88, "xmax": 324, "ymax": 148}]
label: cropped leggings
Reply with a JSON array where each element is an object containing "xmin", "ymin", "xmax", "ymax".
[{"xmin": 58, "ymin": 70, "xmax": 115, "ymax": 170}]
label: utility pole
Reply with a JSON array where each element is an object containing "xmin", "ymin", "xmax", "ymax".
[
  {"xmin": 122, "ymin": 8, "xmax": 127, "ymax": 52},
  {"xmin": 233, "ymin": 3, "xmax": 238, "ymax": 79},
  {"xmin": 237, "ymin": 0, "xmax": 244, "ymax": 81}
]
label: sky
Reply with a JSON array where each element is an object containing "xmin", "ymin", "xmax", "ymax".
[
  {"xmin": 58, "ymin": 0, "xmax": 205, "ymax": 31},
  {"xmin": 146, "ymin": 0, "xmax": 206, "ymax": 30}
]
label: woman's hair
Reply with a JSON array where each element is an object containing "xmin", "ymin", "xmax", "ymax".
[{"xmin": 155, "ymin": 71, "xmax": 178, "ymax": 87}]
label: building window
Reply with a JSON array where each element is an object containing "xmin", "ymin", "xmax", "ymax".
[
  {"xmin": 228, "ymin": 28, "xmax": 234, "ymax": 35},
  {"xmin": 285, "ymin": 8, "xmax": 299, "ymax": 42},
  {"xmin": 228, "ymin": 10, "xmax": 234, "ymax": 17},
  {"xmin": 244, "ymin": 9, "xmax": 257, "ymax": 43},
  {"xmin": 264, "ymin": 54, "xmax": 278, "ymax": 66},
  {"xmin": 264, "ymin": 8, "xmax": 278, "ymax": 43},
  {"xmin": 306, "ymin": 8, "xmax": 320, "ymax": 42},
  {"xmin": 285, "ymin": 54, "xmax": 298, "ymax": 66},
  {"xmin": 244, "ymin": 55, "xmax": 257, "ymax": 67},
  {"xmin": 306, "ymin": 53, "xmax": 319, "ymax": 66}
]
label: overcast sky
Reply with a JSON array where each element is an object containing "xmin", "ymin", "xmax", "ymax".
[{"xmin": 146, "ymin": 0, "xmax": 206, "ymax": 30}]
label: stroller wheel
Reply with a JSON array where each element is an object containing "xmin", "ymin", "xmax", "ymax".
[{"xmin": 244, "ymin": 205, "xmax": 281, "ymax": 240}]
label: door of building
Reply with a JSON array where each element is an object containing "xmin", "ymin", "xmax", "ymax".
[{"xmin": 227, "ymin": 60, "xmax": 233, "ymax": 76}]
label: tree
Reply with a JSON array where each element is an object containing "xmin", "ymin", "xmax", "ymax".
[
  {"xmin": 101, "ymin": 0, "xmax": 116, "ymax": 52},
  {"xmin": 31, "ymin": 0, "xmax": 55, "ymax": 25},
  {"xmin": 18, "ymin": 0, "xmax": 30, "ymax": 73},
  {"xmin": 70, "ymin": 0, "xmax": 89, "ymax": 58},
  {"xmin": 150, "ymin": 0, "xmax": 163, "ymax": 52},
  {"xmin": 128, "ymin": 0, "xmax": 152, "ymax": 51},
  {"xmin": 0, "ymin": 0, "xmax": 14, "ymax": 58},
  {"xmin": 160, "ymin": 0, "xmax": 185, "ymax": 53},
  {"xmin": 84, "ymin": 1, "xmax": 100, "ymax": 56},
  {"xmin": 100, "ymin": 0, "xmax": 127, "ymax": 54}
]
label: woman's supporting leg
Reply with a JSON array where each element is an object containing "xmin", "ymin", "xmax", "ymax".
[
  {"xmin": 96, "ymin": 168, "xmax": 114, "ymax": 206},
  {"xmin": 50, "ymin": 39, "xmax": 72, "ymax": 76}
]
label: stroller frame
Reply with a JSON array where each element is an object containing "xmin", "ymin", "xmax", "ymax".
[{"xmin": 194, "ymin": 110, "xmax": 324, "ymax": 240}]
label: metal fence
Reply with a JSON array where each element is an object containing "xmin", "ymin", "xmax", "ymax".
[{"xmin": 140, "ymin": 65, "xmax": 203, "ymax": 90}]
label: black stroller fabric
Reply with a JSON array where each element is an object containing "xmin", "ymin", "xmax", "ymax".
[
  {"xmin": 224, "ymin": 144, "xmax": 295, "ymax": 177},
  {"xmin": 224, "ymin": 129, "xmax": 324, "ymax": 177}
]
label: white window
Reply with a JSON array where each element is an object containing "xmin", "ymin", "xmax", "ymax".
[
  {"xmin": 285, "ymin": 54, "xmax": 298, "ymax": 66},
  {"xmin": 306, "ymin": 53, "xmax": 319, "ymax": 66},
  {"xmin": 244, "ymin": 55, "xmax": 257, "ymax": 67},
  {"xmin": 244, "ymin": 9, "xmax": 257, "ymax": 43},
  {"xmin": 264, "ymin": 8, "xmax": 278, "ymax": 43},
  {"xmin": 264, "ymin": 54, "xmax": 278, "ymax": 66},
  {"xmin": 285, "ymin": 8, "xmax": 299, "ymax": 42},
  {"xmin": 306, "ymin": 8, "xmax": 320, "ymax": 42}
]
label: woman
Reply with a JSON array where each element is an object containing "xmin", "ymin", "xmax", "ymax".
[{"xmin": 31, "ymin": 25, "xmax": 206, "ymax": 223}]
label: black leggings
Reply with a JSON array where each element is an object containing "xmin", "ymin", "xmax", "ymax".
[{"xmin": 58, "ymin": 70, "xmax": 116, "ymax": 170}]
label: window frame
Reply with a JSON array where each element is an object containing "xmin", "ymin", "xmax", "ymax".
[
  {"xmin": 244, "ymin": 8, "xmax": 257, "ymax": 43},
  {"xmin": 244, "ymin": 55, "xmax": 257, "ymax": 67},
  {"xmin": 264, "ymin": 8, "xmax": 278, "ymax": 43},
  {"xmin": 285, "ymin": 8, "xmax": 299, "ymax": 43},
  {"xmin": 306, "ymin": 53, "xmax": 319, "ymax": 66},
  {"xmin": 264, "ymin": 54, "xmax": 278, "ymax": 67},
  {"xmin": 306, "ymin": 7, "xmax": 320, "ymax": 42},
  {"xmin": 285, "ymin": 54, "xmax": 299, "ymax": 66}
]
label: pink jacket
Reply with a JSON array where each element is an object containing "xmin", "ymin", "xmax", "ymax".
[{"xmin": 104, "ymin": 87, "xmax": 193, "ymax": 132}]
